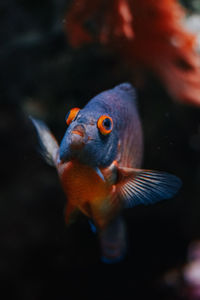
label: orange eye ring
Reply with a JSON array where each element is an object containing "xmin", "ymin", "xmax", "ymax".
[
  {"xmin": 97, "ymin": 115, "xmax": 113, "ymax": 135},
  {"xmin": 66, "ymin": 108, "xmax": 80, "ymax": 126}
]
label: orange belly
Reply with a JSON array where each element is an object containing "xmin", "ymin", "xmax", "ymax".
[{"xmin": 58, "ymin": 160, "xmax": 113, "ymax": 227}]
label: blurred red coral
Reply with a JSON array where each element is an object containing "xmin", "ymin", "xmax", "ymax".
[{"xmin": 65, "ymin": 0, "xmax": 200, "ymax": 106}]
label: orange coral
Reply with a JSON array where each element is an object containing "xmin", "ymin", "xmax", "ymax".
[{"xmin": 65, "ymin": 0, "xmax": 200, "ymax": 106}]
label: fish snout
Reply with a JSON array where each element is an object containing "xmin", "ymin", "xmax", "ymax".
[
  {"xmin": 70, "ymin": 124, "xmax": 87, "ymax": 150},
  {"xmin": 71, "ymin": 125, "xmax": 85, "ymax": 137}
]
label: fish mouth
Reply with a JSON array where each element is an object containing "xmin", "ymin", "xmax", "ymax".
[
  {"xmin": 70, "ymin": 136, "xmax": 85, "ymax": 150},
  {"xmin": 70, "ymin": 124, "xmax": 87, "ymax": 150},
  {"xmin": 71, "ymin": 124, "xmax": 85, "ymax": 137},
  {"xmin": 71, "ymin": 130, "xmax": 84, "ymax": 137}
]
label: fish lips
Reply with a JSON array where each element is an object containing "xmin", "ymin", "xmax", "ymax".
[{"xmin": 59, "ymin": 125, "xmax": 88, "ymax": 162}]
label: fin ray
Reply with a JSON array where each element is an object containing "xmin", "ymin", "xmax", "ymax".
[
  {"xmin": 116, "ymin": 167, "xmax": 182, "ymax": 207},
  {"xmin": 30, "ymin": 117, "xmax": 59, "ymax": 166}
]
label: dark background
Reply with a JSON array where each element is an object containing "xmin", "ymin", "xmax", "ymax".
[{"xmin": 0, "ymin": 0, "xmax": 200, "ymax": 299}]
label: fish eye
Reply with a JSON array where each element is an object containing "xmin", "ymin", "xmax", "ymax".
[
  {"xmin": 97, "ymin": 115, "xmax": 113, "ymax": 135},
  {"xmin": 65, "ymin": 108, "xmax": 80, "ymax": 126}
]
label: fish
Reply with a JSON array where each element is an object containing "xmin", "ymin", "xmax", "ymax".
[{"xmin": 31, "ymin": 83, "xmax": 182, "ymax": 263}]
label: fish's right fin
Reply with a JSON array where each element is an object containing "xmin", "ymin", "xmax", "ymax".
[{"xmin": 30, "ymin": 117, "xmax": 59, "ymax": 167}]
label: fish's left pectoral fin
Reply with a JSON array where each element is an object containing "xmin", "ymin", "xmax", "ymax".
[{"xmin": 116, "ymin": 167, "xmax": 182, "ymax": 207}]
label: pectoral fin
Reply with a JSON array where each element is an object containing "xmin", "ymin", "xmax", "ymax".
[
  {"xmin": 30, "ymin": 117, "xmax": 59, "ymax": 166},
  {"xmin": 115, "ymin": 167, "xmax": 182, "ymax": 207}
]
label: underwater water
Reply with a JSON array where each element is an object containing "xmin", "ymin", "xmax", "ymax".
[{"xmin": 0, "ymin": 0, "xmax": 200, "ymax": 299}]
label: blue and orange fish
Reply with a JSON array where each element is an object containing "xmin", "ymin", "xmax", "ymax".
[{"xmin": 31, "ymin": 83, "xmax": 181, "ymax": 263}]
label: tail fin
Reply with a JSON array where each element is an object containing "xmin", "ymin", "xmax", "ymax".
[
  {"xmin": 30, "ymin": 117, "xmax": 59, "ymax": 167},
  {"xmin": 100, "ymin": 216, "xmax": 127, "ymax": 264}
]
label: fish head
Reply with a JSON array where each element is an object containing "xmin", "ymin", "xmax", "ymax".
[{"xmin": 59, "ymin": 107, "xmax": 118, "ymax": 167}]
